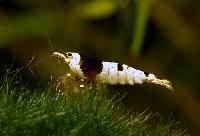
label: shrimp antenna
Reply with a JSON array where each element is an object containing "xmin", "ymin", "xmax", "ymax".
[{"xmin": 44, "ymin": 30, "xmax": 55, "ymax": 53}]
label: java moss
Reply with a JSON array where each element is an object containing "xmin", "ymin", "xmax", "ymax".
[{"xmin": 0, "ymin": 72, "xmax": 189, "ymax": 136}]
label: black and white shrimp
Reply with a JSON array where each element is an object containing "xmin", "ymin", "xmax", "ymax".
[{"xmin": 51, "ymin": 51, "xmax": 173, "ymax": 91}]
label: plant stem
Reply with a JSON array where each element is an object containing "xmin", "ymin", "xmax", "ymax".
[{"xmin": 131, "ymin": 0, "xmax": 150, "ymax": 57}]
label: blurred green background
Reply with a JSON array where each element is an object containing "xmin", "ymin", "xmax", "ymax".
[{"xmin": 0, "ymin": 0, "xmax": 200, "ymax": 135}]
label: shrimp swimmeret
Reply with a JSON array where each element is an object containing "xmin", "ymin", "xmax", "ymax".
[{"xmin": 51, "ymin": 51, "xmax": 173, "ymax": 91}]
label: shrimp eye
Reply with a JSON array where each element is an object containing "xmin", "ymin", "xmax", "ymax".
[{"xmin": 67, "ymin": 52, "xmax": 72, "ymax": 57}]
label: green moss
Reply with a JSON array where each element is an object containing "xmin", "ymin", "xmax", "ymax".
[{"xmin": 0, "ymin": 73, "xmax": 188, "ymax": 136}]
